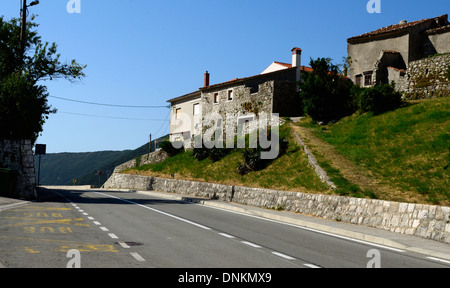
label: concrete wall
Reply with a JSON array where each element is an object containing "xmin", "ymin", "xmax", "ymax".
[
  {"xmin": 0, "ymin": 139, "xmax": 36, "ymax": 199},
  {"xmin": 347, "ymin": 33, "xmax": 410, "ymax": 85},
  {"xmin": 427, "ymin": 29, "xmax": 450, "ymax": 54},
  {"xmin": 104, "ymin": 173, "xmax": 450, "ymax": 244}
]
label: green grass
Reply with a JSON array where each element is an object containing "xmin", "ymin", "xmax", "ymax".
[
  {"xmin": 301, "ymin": 97, "xmax": 450, "ymax": 205},
  {"xmin": 124, "ymin": 124, "xmax": 330, "ymax": 194}
]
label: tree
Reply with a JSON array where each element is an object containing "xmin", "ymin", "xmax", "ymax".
[
  {"xmin": 0, "ymin": 16, "xmax": 86, "ymax": 143},
  {"xmin": 298, "ymin": 58, "xmax": 352, "ymax": 123}
]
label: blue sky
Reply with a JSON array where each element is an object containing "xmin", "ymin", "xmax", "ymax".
[{"xmin": 1, "ymin": 0, "xmax": 449, "ymax": 153}]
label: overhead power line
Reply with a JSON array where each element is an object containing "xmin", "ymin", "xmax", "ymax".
[
  {"xmin": 59, "ymin": 111, "xmax": 168, "ymax": 121},
  {"xmin": 50, "ymin": 96, "xmax": 170, "ymax": 109}
]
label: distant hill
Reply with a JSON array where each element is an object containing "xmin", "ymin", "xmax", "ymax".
[{"xmin": 34, "ymin": 136, "xmax": 167, "ymax": 187}]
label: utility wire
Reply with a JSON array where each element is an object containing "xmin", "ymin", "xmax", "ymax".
[
  {"xmin": 152, "ymin": 109, "xmax": 171, "ymax": 138},
  {"xmin": 59, "ymin": 111, "xmax": 168, "ymax": 121},
  {"xmin": 50, "ymin": 95, "xmax": 170, "ymax": 109}
]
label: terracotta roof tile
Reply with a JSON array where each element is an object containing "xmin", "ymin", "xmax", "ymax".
[
  {"xmin": 348, "ymin": 14, "xmax": 448, "ymax": 43},
  {"xmin": 272, "ymin": 61, "xmax": 314, "ymax": 73}
]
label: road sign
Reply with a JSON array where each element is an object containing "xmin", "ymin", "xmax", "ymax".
[{"xmin": 35, "ymin": 144, "xmax": 46, "ymax": 155}]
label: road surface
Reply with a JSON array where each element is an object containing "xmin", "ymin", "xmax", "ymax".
[{"xmin": 0, "ymin": 188, "xmax": 449, "ymax": 270}]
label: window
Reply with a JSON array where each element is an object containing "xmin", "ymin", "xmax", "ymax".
[
  {"xmin": 364, "ymin": 72, "xmax": 373, "ymax": 86},
  {"xmin": 355, "ymin": 75, "xmax": 362, "ymax": 87},
  {"xmin": 214, "ymin": 93, "xmax": 219, "ymax": 104},
  {"xmin": 175, "ymin": 108, "xmax": 181, "ymax": 120},
  {"xmin": 227, "ymin": 90, "xmax": 233, "ymax": 101},
  {"xmin": 193, "ymin": 103, "xmax": 200, "ymax": 116}
]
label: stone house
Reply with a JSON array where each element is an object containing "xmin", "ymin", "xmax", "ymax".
[
  {"xmin": 347, "ymin": 14, "xmax": 450, "ymax": 90},
  {"xmin": 167, "ymin": 48, "xmax": 306, "ymax": 146}
]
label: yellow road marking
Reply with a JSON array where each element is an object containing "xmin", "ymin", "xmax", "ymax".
[
  {"xmin": 59, "ymin": 245, "xmax": 118, "ymax": 253},
  {"xmin": 2, "ymin": 217, "xmax": 84, "ymax": 227},
  {"xmin": 0, "ymin": 236, "xmax": 118, "ymax": 253},
  {"xmin": 25, "ymin": 247, "xmax": 40, "ymax": 254},
  {"xmin": 9, "ymin": 207, "xmax": 72, "ymax": 211}
]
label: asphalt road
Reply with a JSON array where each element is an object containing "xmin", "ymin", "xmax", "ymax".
[{"xmin": 0, "ymin": 188, "xmax": 449, "ymax": 270}]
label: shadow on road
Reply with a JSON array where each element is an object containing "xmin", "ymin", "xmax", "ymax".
[{"xmin": 36, "ymin": 187, "xmax": 199, "ymax": 207}]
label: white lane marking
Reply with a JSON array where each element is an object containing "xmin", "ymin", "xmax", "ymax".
[
  {"xmin": 93, "ymin": 221, "xmax": 101, "ymax": 226},
  {"xmin": 118, "ymin": 242, "xmax": 130, "ymax": 249},
  {"xmin": 100, "ymin": 227, "xmax": 109, "ymax": 232},
  {"xmin": 108, "ymin": 233, "xmax": 118, "ymax": 239},
  {"xmin": 219, "ymin": 233, "xmax": 235, "ymax": 239},
  {"xmin": 271, "ymin": 251, "xmax": 296, "ymax": 260},
  {"xmin": 94, "ymin": 192, "xmax": 211, "ymax": 231},
  {"xmin": 82, "ymin": 212, "xmax": 89, "ymax": 216},
  {"xmin": 426, "ymin": 257, "xmax": 450, "ymax": 265},
  {"xmin": 130, "ymin": 252, "xmax": 145, "ymax": 262},
  {"xmin": 200, "ymin": 204, "xmax": 406, "ymax": 253},
  {"xmin": 87, "ymin": 216, "xmax": 95, "ymax": 220},
  {"xmin": 241, "ymin": 241, "xmax": 262, "ymax": 248},
  {"xmin": 304, "ymin": 263, "xmax": 321, "ymax": 268}
]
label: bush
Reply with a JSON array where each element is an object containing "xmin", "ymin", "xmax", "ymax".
[
  {"xmin": 356, "ymin": 83, "xmax": 403, "ymax": 115},
  {"xmin": 159, "ymin": 140, "xmax": 184, "ymax": 157},
  {"xmin": 237, "ymin": 136, "xmax": 289, "ymax": 175},
  {"xmin": 193, "ymin": 142, "xmax": 232, "ymax": 162},
  {"xmin": 192, "ymin": 145, "xmax": 210, "ymax": 161}
]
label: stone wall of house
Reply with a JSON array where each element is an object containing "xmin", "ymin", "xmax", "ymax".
[
  {"xmin": 400, "ymin": 53, "xmax": 450, "ymax": 99},
  {"xmin": 104, "ymin": 173, "xmax": 450, "ymax": 244},
  {"xmin": 0, "ymin": 139, "xmax": 36, "ymax": 199},
  {"xmin": 201, "ymin": 81, "xmax": 275, "ymax": 141}
]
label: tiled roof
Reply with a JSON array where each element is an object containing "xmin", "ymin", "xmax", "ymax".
[
  {"xmin": 348, "ymin": 14, "xmax": 449, "ymax": 43},
  {"xmin": 273, "ymin": 61, "xmax": 314, "ymax": 73},
  {"xmin": 425, "ymin": 23, "xmax": 450, "ymax": 35},
  {"xmin": 199, "ymin": 67, "xmax": 298, "ymax": 91}
]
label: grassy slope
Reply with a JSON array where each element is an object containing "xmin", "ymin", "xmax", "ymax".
[
  {"xmin": 125, "ymin": 124, "xmax": 330, "ymax": 194},
  {"xmin": 301, "ymin": 97, "xmax": 449, "ymax": 205}
]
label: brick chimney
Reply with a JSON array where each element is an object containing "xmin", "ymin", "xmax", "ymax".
[
  {"xmin": 291, "ymin": 47, "xmax": 302, "ymax": 83},
  {"xmin": 204, "ymin": 71, "xmax": 210, "ymax": 87}
]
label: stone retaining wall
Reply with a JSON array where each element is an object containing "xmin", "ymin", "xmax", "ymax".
[
  {"xmin": 113, "ymin": 150, "xmax": 169, "ymax": 173},
  {"xmin": 400, "ymin": 53, "xmax": 450, "ymax": 99},
  {"xmin": 104, "ymin": 173, "xmax": 450, "ymax": 244},
  {"xmin": 0, "ymin": 139, "xmax": 36, "ymax": 199}
]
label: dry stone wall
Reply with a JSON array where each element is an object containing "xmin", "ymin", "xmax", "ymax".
[
  {"xmin": 401, "ymin": 53, "xmax": 450, "ymax": 99},
  {"xmin": 104, "ymin": 173, "xmax": 450, "ymax": 244},
  {"xmin": 0, "ymin": 139, "xmax": 36, "ymax": 199},
  {"xmin": 113, "ymin": 150, "xmax": 169, "ymax": 173}
]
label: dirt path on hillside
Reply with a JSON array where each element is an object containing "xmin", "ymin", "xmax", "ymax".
[{"xmin": 290, "ymin": 123, "xmax": 428, "ymax": 203}]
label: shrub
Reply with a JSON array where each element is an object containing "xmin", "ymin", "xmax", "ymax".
[
  {"xmin": 160, "ymin": 140, "xmax": 184, "ymax": 157},
  {"xmin": 192, "ymin": 145, "xmax": 210, "ymax": 161},
  {"xmin": 355, "ymin": 83, "xmax": 403, "ymax": 115},
  {"xmin": 193, "ymin": 142, "xmax": 232, "ymax": 162},
  {"xmin": 237, "ymin": 135, "xmax": 289, "ymax": 175}
]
